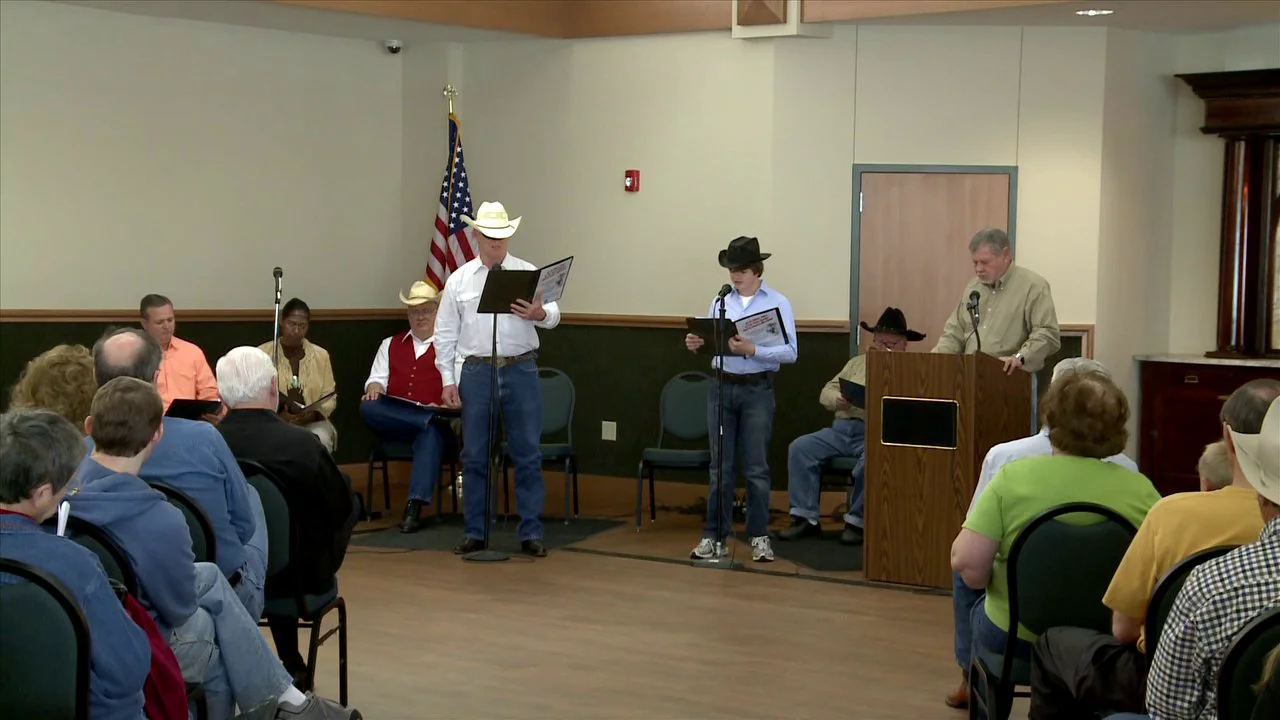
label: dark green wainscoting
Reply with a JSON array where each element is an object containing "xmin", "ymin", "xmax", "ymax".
[{"xmin": 0, "ymin": 317, "xmax": 1082, "ymax": 488}]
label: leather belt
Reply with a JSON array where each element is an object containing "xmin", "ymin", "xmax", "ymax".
[
  {"xmin": 464, "ymin": 350, "xmax": 537, "ymax": 368},
  {"xmin": 723, "ymin": 371, "xmax": 772, "ymax": 385}
]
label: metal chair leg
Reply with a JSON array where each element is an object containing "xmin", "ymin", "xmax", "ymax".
[
  {"xmin": 571, "ymin": 456, "xmax": 580, "ymax": 518},
  {"xmin": 648, "ymin": 467, "xmax": 657, "ymax": 523},
  {"xmin": 635, "ymin": 462, "xmax": 645, "ymax": 531},
  {"xmin": 563, "ymin": 459, "xmax": 571, "ymax": 525}
]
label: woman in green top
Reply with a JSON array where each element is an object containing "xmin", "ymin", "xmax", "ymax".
[{"xmin": 950, "ymin": 371, "xmax": 1161, "ymax": 666}]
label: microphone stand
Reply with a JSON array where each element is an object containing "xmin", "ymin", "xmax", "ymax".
[
  {"xmin": 694, "ymin": 292, "xmax": 736, "ymax": 569},
  {"xmin": 271, "ymin": 266, "xmax": 284, "ymax": 378},
  {"xmin": 464, "ymin": 264, "xmax": 510, "ymax": 563},
  {"xmin": 968, "ymin": 302, "xmax": 983, "ymax": 354}
]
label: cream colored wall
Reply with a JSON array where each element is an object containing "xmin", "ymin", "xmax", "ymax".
[
  {"xmin": 1167, "ymin": 23, "xmax": 1280, "ymax": 353},
  {"xmin": 0, "ymin": 0, "xmax": 434, "ymax": 310},
  {"xmin": 458, "ymin": 25, "xmax": 1110, "ymax": 327},
  {"xmin": 1093, "ymin": 30, "xmax": 1178, "ymax": 451}
]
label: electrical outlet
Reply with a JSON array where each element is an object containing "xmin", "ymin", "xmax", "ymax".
[{"xmin": 601, "ymin": 420, "xmax": 617, "ymax": 441}]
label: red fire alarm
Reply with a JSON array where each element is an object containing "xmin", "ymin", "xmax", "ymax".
[{"xmin": 624, "ymin": 169, "xmax": 640, "ymax": 192}]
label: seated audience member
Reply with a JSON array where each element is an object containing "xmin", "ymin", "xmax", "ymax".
[
  {"xmin": 257, "ymin": 298, "xmax": 339, "ymax": 453},
  {"xmin": 950, "ymin": 372, "xmax": 1161, "ymax": 682},
  {"xmin": 72, "ymin": 376, "xmax": 360, "ymax": 720},
  {"xmin": 1031, "ymin": 396, "xmax": 1275, "ymax": 720},
  {"xmin": 946, "ymin": 357, "xmax": 1138, "ymax": 709},
  {"xmin": 360, "ymin": 281, "xmax": 452, "ymax": 534},
  {"xmin": 216, "ymin": 346, "xmax": 359, "ymax": 684},
  {"xmin": 0, "ymin": 408, "xmax": 151, "ymax": 720},
  {"xmin": 777, "ymin": 307, "xmax": 923, "ymax": 546},
  {"xmin": 139, "ymin": 293, "xmax": 219, "ymax": 411},
  {"xmin": 87, "ymin": 327, "xmax": 268, "ymax": 620},
  {"xmin": 8, "ymin": 343, "xmax": 97, "ymax": 430},
  {"xmin": 1144, "ymin": 394, "xmax": 1280, "ymax": 720}
]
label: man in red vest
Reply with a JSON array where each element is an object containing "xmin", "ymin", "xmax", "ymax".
[{"xmin": 359, "ymin": 281, "xmax": 451, "ymax": 533}]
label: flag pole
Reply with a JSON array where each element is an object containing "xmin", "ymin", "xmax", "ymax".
[{"xmin": 443, "ymin": 84, "xmax": 457, "ymax": 115}]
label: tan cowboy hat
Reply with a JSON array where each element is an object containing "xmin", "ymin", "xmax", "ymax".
[
  {"xmin": 461, "ymin": 201, "xmax": 521, "ymax": 239},
  {"xmin": 1229, "ymin": 396, "xmax": 1280, "ymax": 504},
  {"xmin": 398, "ymin": 281, "xmax": 440, "ymax": 306}
]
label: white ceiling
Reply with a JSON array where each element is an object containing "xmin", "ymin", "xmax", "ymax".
[
  {"xmin": 856, "ymin": 0, "xmax": 1280, "ymax": 33},
  {"xmin": 52, "ymin": 0, "xmax": 1280, "ymax": 40}
]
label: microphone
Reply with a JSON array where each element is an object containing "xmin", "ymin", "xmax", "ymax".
[
  {"xmin": 716, "ymin": 284, "xmax": 732, "ymax": 300},
  {"xmin": 967, "ymin": 290, "xmax": 981, "ymax": 321},
  {"xmin": 273, "ymin": 267, "xmax": 283, "ymax": 279}
]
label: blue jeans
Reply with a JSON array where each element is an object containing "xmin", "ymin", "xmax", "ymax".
[
  {"xmin": 705, "ymin": 377, "xmax": 776, "ymax": 539},
  {"xmin": 232, "ymin": 486, "xmax": 268, "ymax": 621},
  {"xmin": 954, "ymin": 570, "xmax": 985, "ymax": 668},
  {"xmin": 786, "ymin": 418, "xmax": 866, "ymax": 527},
  {"xmin": 169, "ymin": 563, "xmax": 293, "ymax": 720},
  {"xmin": 459, "ymin": 358, "xmax": 544, "ymax": 541},
  {"xmin": 360, "ymin": 396, "xmax": 447, "ymax": 503}
]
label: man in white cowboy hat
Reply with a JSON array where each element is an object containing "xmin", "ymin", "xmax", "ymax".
[
  {"xmin": 1144, "ymin": 383, "xmax": 1280, "ymax": 720},
  {"xmin": 359, "ymin": 280, "xmax": 453, "ymax": 533},
  {"xmin": 434, "ymin": 201, "xmax": 561, "ymax": 558},
  {"xmin": 683, "ymin": 236, "xmax": 798, "ymax": 563}
]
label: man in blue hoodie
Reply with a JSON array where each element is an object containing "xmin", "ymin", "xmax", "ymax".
[
  {"xmin": 0, "ymin": 408, "xmax": 151, "ymax": 720},
  {"xmin": 73, "ymin": 376, "xmax": 360, "ymax": 720},
  {"xmin": 87, "ymin": 326, "xmax": 268, "ymax": 620}
]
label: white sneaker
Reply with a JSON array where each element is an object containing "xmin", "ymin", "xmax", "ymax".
[
  {"xmin": 690, "ymin": 538, "xmax": 717, "ymax": 559},
  {"xmin": 751, "ymin": 535, "xmax": 775, "ymax": 562}
]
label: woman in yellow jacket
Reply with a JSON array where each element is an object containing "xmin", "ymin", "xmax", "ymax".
[{"xmin": 258, "ymin": 298, "xmax": 339, "ymax": 452}]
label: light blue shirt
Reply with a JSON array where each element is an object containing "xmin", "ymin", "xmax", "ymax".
[
  {"xmin": 966, "ymin": 427, "xmax": 1139, "ymax": 516},
  {"xmin": 704, "ymin": 281, "xmax": 799, "ymax": 375}
]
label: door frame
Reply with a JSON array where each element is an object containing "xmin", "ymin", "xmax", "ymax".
[{"xmin": 849, "ymin": 164, "xmax": 1019, "ymax": 355}]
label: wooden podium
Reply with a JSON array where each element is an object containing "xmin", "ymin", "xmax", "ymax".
[{"xmin": 863, "ymin": 351, "xmax": 1032, "ymax": 589}]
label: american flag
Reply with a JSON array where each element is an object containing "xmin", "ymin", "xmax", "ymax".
[{"xmin": 426, "ymin": 113, "xmax": 477, "ymax": 289}]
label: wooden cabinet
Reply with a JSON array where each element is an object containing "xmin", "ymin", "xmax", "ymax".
[{"xmin": 1139, "ymin": 358, "xmax": 1280, "ymax": 497}]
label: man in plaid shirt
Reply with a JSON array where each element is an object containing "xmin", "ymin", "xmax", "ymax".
[{"xmin": 1144, "ymin": 390, "xmax": 1280, "ymax": 719}]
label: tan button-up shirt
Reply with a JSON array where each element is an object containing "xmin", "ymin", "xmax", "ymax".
[
  {"xmin": 820, "ymin": 354, "xmax": 867, "ymax": 421},
  {"xmin": 931, "ymin": 264, "xmax": 1061, "ymax": 372},
  {"xmin": 256, "ymin": 338, "xmax": 338, "ymax": 418}
]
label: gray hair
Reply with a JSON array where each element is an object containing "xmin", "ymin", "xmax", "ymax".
[
  {"xmin": 0, "ymin": 409, "xmax": 86, "ymax": 504},
  {"xmin": 92, "ymin": 327, "xmax": 162, "ymax": 388},
  {"xmin": 968, "ymin": 228, "xmax": 1010, "ymax": 254},
  {"xmin": 1051, "ymin": 357, "xmax": 1111, "ymax": 384},
  {"xmin": 1198, "ymin": 441, "xmax": 1233, "ymax": 490},
  {"xmin": 215, "ymin": 346, "xmax": 276, "ymax": 408},
  {"xmin": 1221, "ymin": 379, "xmax": 1280, "ymax": 434}
]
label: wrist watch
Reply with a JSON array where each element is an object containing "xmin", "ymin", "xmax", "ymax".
[{"xmin": 1015, "ymin": 352, "xmax": 1025, "ymax": 366}]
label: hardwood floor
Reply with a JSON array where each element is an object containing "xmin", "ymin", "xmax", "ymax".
[
  {"xmin": 310, "ymin": 547, "xmax": 964, "ymax": 719},
  {"xmin": 319, "ymin": 463, "xmax": 1005, "ymax": 718}
]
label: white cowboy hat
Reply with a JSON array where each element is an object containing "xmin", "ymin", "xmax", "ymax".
[
  {"xmin": 461, "ymin": 201, "xmax": 521, "ymax": 239},
  {"xmin": 1229, "ymin": 396, "xmax": 1280, "ymax": 504},
  {"xmin": 398, "ymin": 281, "xmax": 440, "ymax": 307}
]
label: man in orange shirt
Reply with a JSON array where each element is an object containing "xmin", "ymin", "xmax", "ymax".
[{"xmin": 139, "ymin": 294, "xmax": 219, "ymax": 410}]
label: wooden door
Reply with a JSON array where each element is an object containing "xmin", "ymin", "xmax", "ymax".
[{"xmin": 856, "ymin": 172, "xmax": 1012, "ymax": 350}]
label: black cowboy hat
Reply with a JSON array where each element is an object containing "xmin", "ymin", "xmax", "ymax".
[
  {"xmin": 860, "ymin": 307, "xmax": 925, "ymax": 342},
  {"xmin": 718, "ymin": 236, "xmax": 772, "ymax": 269}
]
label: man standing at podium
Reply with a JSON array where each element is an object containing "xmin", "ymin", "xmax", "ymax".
[
  {"xmin": 932, "ymin": 228, "xmax": 1060, "ymax": 375},
  {"xmin": 776, "ymin": 307, "xmax": 923, "ymax": 547}
]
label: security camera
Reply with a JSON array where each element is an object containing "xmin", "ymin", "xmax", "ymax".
[{"xmin": 383, "ymin": 39, "xmax": 402, "ymax": 55}]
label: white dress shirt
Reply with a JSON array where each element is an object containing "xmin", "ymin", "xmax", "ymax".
[
  {"xmin": 364, "ymin": 332, "xmax": 435, "ymax": 392},
  {"xmin": 965, "ymin": 427, "xmax": 1140, "ymax": 516},
  {"xmin": 433, "ymin": 254, "xmax": 562, "ymax": 386}
]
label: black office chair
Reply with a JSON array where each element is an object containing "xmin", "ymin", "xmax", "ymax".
[
  {"xmin": 636, "ymin": 372, "xmax": 713, "ymax": 529},
  {"xmin": 1146, "ymin": 545, "xmax": 1236, "ymax": 655},
  {"xmin": 0, "ymin": 558, "xmax": 91, "ymax": 720},
  {"xmin": 501, "ymin": 367, "xmax": 579, "ymax": 522},
  {"xmin": 1218, "ymin": 607, "xmax": 1280, "ymax": 720},
  {"xmin": 969, "ymin": 503, "xmax": 1138, "ymax": 720},
  {"xmin": 148, "ymin": 481, "xmax": 218, "ymax": 565},
  {"xmin": 366, "ymin": 420, "xmax": 461, "ymax": 521},
  {"xmin": 240, "ymin": 459, "xmax": 349, "ymax": 706}
]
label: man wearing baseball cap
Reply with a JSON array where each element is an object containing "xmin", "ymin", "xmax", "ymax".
[{"xmin": 1144, "ymin": 383, "xmax": 1280, "ymax": 719}]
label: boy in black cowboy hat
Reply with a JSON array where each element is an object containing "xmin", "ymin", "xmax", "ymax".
[
  {"xmin": 683, "ymin": 236, "xmax": 798, "ymax": 563},
  {"xmin": 777, "ymin": 307, "xmax": 924, "ymax": 546}
]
